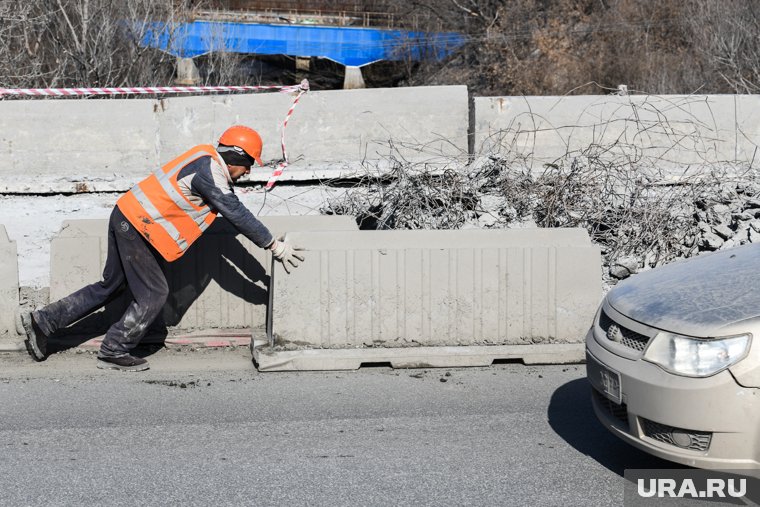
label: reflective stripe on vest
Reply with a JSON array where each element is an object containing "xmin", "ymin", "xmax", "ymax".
[{"xmin": 116, "ymin": 144, "xmax": 221, "ymax": 262}]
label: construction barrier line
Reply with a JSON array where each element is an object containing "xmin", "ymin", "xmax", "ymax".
[{"xmin": 0, "ymin": 79, "xmax": 310, "ymax": 191}]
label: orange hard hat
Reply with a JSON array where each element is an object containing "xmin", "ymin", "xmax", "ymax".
[{"xmin": 218, "ymin": 125, "xmax": 264, "ymax": 166}]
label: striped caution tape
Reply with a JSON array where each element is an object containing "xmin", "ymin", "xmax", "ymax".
[
  {"xmin": 0, "ymin": 83, "xmax": 306, "ymax": 97},
  {"xmin": 264, "ymin": 79, "xmax": 309, "ymax": 191}
]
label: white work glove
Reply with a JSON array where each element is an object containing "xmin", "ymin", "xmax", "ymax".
[{"xmin": 269, "ymin": 236, "xmax": 305, "ymax": 274}]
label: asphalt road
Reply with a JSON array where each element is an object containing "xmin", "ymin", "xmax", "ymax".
[{"xmin": 0, "ymin": 348, "xmax": 677, "ymax": 506}]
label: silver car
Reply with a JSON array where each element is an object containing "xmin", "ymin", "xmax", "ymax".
[{"xmin": 586, "ymin": 243, "xmax": 760, "ymax": 469}]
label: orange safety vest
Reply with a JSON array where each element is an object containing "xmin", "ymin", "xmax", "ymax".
[{"xmin": 116, "ymin": 144, "xmax": 223, "ymax": 262}]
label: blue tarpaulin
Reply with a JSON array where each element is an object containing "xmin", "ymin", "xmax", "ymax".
[{"xmin": 141, "ymin": 21, "xmax": 466, "ymax": 67}]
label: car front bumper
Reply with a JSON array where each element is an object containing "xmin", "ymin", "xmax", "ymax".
[{"xmin": 586, "ymin": 310, "xmax": 760, "ymax": 470}]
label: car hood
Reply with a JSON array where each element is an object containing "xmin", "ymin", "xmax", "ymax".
[{"xmin": 607, "ymin": 244, "xmax": 760, "ymax": 338}]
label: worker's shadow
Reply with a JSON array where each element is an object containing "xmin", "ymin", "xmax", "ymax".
[{"xmin": 47, "ymin": 218, "xmax": 268, "ymax": 355}]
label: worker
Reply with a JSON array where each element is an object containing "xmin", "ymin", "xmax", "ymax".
[{"xmin": 21, "ymin": 125, "xmax": 303, "ymax": 371}]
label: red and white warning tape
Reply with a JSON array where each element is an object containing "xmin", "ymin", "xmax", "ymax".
[
  {"xmin": 265, "ymin": 80, "xmax": 309, "ymax": 191},
  {"xmin": 0, "ymin": 79, "xmax": 310, "ymax": 190},
  {"xmin": 0, "ymin": 83, "xmax": 306, "ymax": 97}
]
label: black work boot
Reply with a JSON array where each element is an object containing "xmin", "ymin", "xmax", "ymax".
[
  {"xmin": 96, "ymin": 355, "xmax": 150, "ymax": 372},
  {"xmin": 21, "ymin": 312, "xmax": 47, "ymax": 362}
]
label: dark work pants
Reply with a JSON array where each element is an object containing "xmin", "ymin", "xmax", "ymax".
[{"xmin": 33, "ymin": 206, "xmax": 169, "ymax": 358}]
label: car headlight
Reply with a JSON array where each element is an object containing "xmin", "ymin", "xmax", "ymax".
[{"xmin": 642, "ymin": 332, "xmax": 751, "ymax": 377}]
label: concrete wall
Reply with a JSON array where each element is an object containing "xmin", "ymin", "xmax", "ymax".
[
  {"xmin": 5, "ymin": 89, "xmax": 756, "ymax": 193},
  {"xmin": 268, "ymin": 229, "xmax": 602, "ymax": 349},
  {"xmin": 474, "ymin": 94, "xmax": 759, "ymax": 172},
  {"xmin": 49, "ymin": 216, "xmax": 358, "ymax": 335},
  {"xmin": 0, "ymin": 100, "xmax": 159, "ymax": 193},
  {"xmin": 0, "ymin": 86, "xmax": 469, "ymax": 193},
  {"xmin": 0, "ymin": 225, "xmax": 20, "ymax": 344}
]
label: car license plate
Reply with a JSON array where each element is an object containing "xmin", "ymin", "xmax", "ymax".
[{"xmin": 587, "ymin": 354, "xmax": 622, "ymax": 405}]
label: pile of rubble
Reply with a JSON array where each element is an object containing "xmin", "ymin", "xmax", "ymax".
[
  {"xmin": 322, "ymin": 150, "xmax": 760, "ymax": 289},
  {"xmin": 697, "ymin": 194, "xmax": 760, "ymax": 251}
]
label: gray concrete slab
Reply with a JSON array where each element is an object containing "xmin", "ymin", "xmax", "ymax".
[
  {"xmin": 2, "ymin": 86, "xmax": 469, "ymax": 193},
  {"xmin": 269, "ymin": 229, "xmax": 602, "ymax": 349},
  {"xmin": 0, "ymin": 99, "xmax": 158, "ymax": 193},
  {"xmin": 0, "ymin": 225, "xmax": 20, "ymax": 347},
  {"xmin": 158, "ymin": 86, "xmax": 469, "ymax": 181},
  {"xmin": 253, "ymin": 343, "xmax": 585, "ymax": 371},
  {"xmin": 48, "ymin": 215, "xmax": 357, "ymax": 335},
  {"xmin": 474, "ymin": 94, "xmax": 748, "ymax": 172}
]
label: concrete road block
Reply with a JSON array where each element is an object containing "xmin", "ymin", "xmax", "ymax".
[
  {"xmin": 49, "ymin": 215, "xmax": 358, "ymax": 335},
  {"xmin": 0, "ymin": 225, "xmax": 21, "ymax": 346},
  {"xmin": 0, "ymin": 99, "xmax": 158, "ymax": 193},
  {"xmin": 254, "ymin": 343, "xmax": 585, "ymax": 371},
  {"xmin": 1, "ymin": 86, "xmax": 469, "ymax": 192},
  {"xmin": 157, "ymin": 86, "xmax": 469, "ymax": 182},
  {"xmin": 268, "ymin": 229, "xmax": 602, "ymax": 349},
  {"xmin": 474, "ymin": 94, "xmax": 746, "ymax": 171}
]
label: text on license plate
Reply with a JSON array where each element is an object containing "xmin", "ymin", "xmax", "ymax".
[{"xmin": 588, "ymin": 354, "xmax": 622, "ymax": 405}]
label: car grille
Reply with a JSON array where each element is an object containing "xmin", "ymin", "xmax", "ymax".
[
  {"xmin": 599, "ymin": 310, "xmax": 650, "ymax": 352},
  {"xmin": 641, "ymin": 418, "xmax": 712, "ymax": 452},
  {"xmin": 592, "ymin": 388, "xmax": 629, "ymax": 428}
]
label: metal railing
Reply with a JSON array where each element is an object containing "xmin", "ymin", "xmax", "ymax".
[{"xmin": 193, "ymin": 7, "xmax": 437, "ymax": 29}]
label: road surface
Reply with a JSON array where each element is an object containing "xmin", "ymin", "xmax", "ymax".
[{"xmin": 0, "ymin": 348, "xmax": 677, "ymax": 506}]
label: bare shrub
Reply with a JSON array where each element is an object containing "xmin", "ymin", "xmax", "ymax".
[
  {"xmin": 0, "ymin": 0, "xmax": 175, "ymax": 88},
  {"xmin": 389, "ymin": 0, "xmax": 760, "ymax": 96},
  {"xmin": 686, "ymin": 1, "xmax": 760, "ymax": 94},
  {"xmin": 322, "ymin": 151, "xmax": 479, "ymax": 230},
  {"xmin": 0, "ymin": 0, "xmax": 266, "ymax": 89},
  {"xmin": 500, "ymin": 158, "xmax": 708, "ymax": 269}
]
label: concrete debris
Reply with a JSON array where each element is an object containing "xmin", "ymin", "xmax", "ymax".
[
  {"xmin": 711, "ymin": 203, "xmax": 732, "ymax": 219},
  {"xmin": 733, "ymin": 211, "xmax": 754, "ymax": 222},
  {"xmin": 698, "ymin": 231, "xmax": 724, "ymax": 251},
  {"xmin": 609, "ymin": 255, "xmax": 641, "ymax": 280},
  {"xmin": 712, "ymin": 224, "xmax": 733, "ymax": 240},
  {"xmin": 609, "ymin": 265, "xmax": 631, "ymax": 280}
]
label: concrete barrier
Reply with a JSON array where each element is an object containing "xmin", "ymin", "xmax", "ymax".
[
  {"xmin": 5, "ymin": 90, "xmax": 759, "ymax": 194},
  {"xmin": 257, "ymin": 229, "xmax": 601, "ymax": 370},
  {"xmin": 1, "ymin": 86, "xmax": 469, "ymax": 193},
  {"xmin": 49, "ymin": 215, "xmax": 358, "ymax": 336},
  {"xmin": 0, "ymin": 225, "xmax": 21, "ymax": 349},
  {"xmin": 474, "ymin": 94, "xmax": 754, "ymax": 172},
  {"xmin": 158, "ymin": 86, "xmax": 469, "ymax": 181},
  {"xmin": 0, "ymin": 100, "xmax": 159, "ymax": 194}
]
